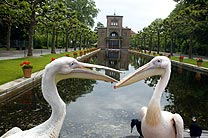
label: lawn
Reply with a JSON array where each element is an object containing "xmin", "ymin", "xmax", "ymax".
[
  {"xmin": 171, "ymin": 56, "xmax": 208, "ymax": 68},
  {"xmin": 0, "ymin": 51, "xmax": 78, "ymax": 85}
]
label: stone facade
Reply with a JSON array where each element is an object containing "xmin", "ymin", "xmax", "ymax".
[{"xmin": 98, "ymin": 15, "xmax": 131, "ymax": 50}]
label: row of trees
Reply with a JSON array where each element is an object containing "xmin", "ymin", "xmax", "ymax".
[
  {"xmin": 0, "ymin": 0, "xmax": 99, "ymax": 56},
  {"xmin": 131, "ymin": 0, "xmax": 208, "ymax": 58}
]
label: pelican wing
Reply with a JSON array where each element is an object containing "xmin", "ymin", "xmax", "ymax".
[
  {"xmin": 173, "ymin": 113, "xmax": 184, "ymax": 138},
  {"xmin": 0, "ymin": 127, "xmax": 22, "ymax": 138},
  {"xmin": 139, "ymin": 107, "xmax": 147, "ymax": 120}
]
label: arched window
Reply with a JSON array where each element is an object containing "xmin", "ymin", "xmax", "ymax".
[
  {"xmin": 109, "ymin": 32, "xmax": 119, "ymax": 48},
  {"xmin": 110, "ymin": 32, "xmax": 118, "ymax": 38},
  {"xmin": 110, "ymin": 19, "xmax": 118, "ymax": 26}
]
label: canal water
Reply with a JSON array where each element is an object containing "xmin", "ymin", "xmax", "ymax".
[{"xmin": 0, "ymin": 50, "xmax": 207, "ymax": 137}]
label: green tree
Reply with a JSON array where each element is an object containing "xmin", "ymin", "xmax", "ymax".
[
  {"xmin": 163, "ymin": 18, "xmax": 177, "ymax": 55},
  {"xmin": 136, "ymin": 0, "xmax": 208, "ymax": 57},
  {"xmin": 64, "ymin": 12, "xmax": 77, "ymax": 52},
  {"xmin": 20, "ymin": 0, "xmax": 49, "ymax": 56},
  {"xmin": 42, "ymin": 1, "xmax": 69, "ymax": 53},
  {"xmin": 0, "ymin": 0, "xmax": 29, "ymax": 50},
  {"xmin": 151, "ymin": 18, "xmax": 163, "ymax": 54},
  {"xmin": 0, "ymin": 0, "xmax": 15, "ymax": 50},
  {"xmin": 66, "ymin": 0, "xmax": 99, "ymax": 27},
  {"xmin": 94, "ymin": 21, "xmax": 104, "ymax": 32},
  {"xmin": 170, "ymin": 0, "xmax": 208, "ymax": 57}
]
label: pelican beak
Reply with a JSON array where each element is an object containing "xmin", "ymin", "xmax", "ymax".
[
  {"xmin": 56, "ymin": 62, "xmax": 121, "ymax": 83},
  {"xmin": 114, "ymin": 62, "xmax": 164, "ymax": 88}
]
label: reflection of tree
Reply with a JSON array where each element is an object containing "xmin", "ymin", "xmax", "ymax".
[
  {"xmin": 165, "ymin": 67, "xmax": 208, "ymax": 129},
  {"xmin": 0, "ymin": 88, "xmax": 51, "ymax": 135},
  {"xmin": 144, "ymin": 76, "xmax": 160, "ymax": 88},
  {"xmin": 0, "ymin": 78, "xmax": 96, "ymax": 136},
  {"xmin": 129, "ymin": 54, "xmax": 150, "ymax": 69},
  {"xmin": 57, "ymin": 78, "xmax": 96, "ymax": 103}
]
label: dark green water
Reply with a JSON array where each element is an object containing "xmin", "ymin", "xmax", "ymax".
[{"xmin": 0, "ymin": 50, "xmax": 207, "ymax": 137}]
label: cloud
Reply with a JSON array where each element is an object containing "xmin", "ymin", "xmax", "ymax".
[{"xmin": 94, "ymin": 0, "xmax": 177, "ymax": 32}]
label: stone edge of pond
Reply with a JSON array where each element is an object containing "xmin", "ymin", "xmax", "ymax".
[
  {"xmin": 0, "ymin": 49, "xmax": 101, "ymax": 106},
  {"xmin": 129, "ymin": 50, "xmax": 208, "ymax": 76}
]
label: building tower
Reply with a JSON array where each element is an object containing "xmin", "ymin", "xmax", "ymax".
[{"xmin": 98, "ymin": 14, "xmax": 131, "ymax": 50}]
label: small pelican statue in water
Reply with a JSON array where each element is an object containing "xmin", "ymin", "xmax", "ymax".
[
  {"xmin": 115, "ymin": 56, "xmax": 184, "ymax": 138},
  {"xmin": 1, "ymin": 57, "xmax": 120, "ymax": 138}
]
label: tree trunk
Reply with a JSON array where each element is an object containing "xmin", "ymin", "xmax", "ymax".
[
  {"xmin": 72, "ymin": 40, "xmax": 76, "ymax": 50},
  {"xmin": 56, "ymin": 31, "xmax": 58, "ymax": 48},
  {"xmin": 6, "ymin": 22, "xmax": 11, "ymax": 50},
  {"xmin": 51, "ymin": 25, "xmax": 56, "ymax": 54},
  {"xmin": 149, "ymin": 35, "xmax": 152, "ymax": 53},
  {"xmin": 170, "ymin": 32, "xmax": 173, "ymax": 56},
  {"xmin": 27, "ymin": 24, "xmax": 34, "ymax": 56},
  {"xmin": 46, "ymin": 29, "xmax": 49, "ymax": 49},
  {"xmin": 73, "ymin": 35, "xmax": 77, "ymax": 50},
  {"xmin": 144, "ymin": 36, "xmax": 146, "ymax": 52},
  {"xmin": 164, "ymin": 35, "xmax": 167, "ymax": 52},
  {"xmin": 79, "ymin": 35, "xmax": 82, "ymax": 50},
  {"xmin": 157, "ymin": 31, "xmax": 160, "ymax": 54},
  {"xmin": 206, "ymin": 44, "xmax": 208, "ymax": 56},
  {"xmin": 65, "ymin": 29, "xmax": 69, "ymax": 52},
  {"xmin": 27, "ymin": 12, "xmax": 36, "ymax": 56},
  {"xmin": 83, "ymin": 38, "xmax": 86, "ymax": 49},
  {"xmin": 188, "ymin": 31, "xmax": 193, "ymax": 59}
]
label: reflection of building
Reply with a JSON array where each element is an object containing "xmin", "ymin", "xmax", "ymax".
[
  {"xmin": 98, "ymin": 14, "xmax": 131, "ymax": 50},
  {"xmin": 97, "ymin": 50, "xmax": 129, "ymax": 80}
]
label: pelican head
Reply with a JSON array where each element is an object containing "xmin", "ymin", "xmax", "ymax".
[
  {"xmin": 115, "ymin": 56, "xmax": 171, "ymax": 88},
  {"xmin": 45, "ymin": 57, "xmax": 120, "ymax": 83}
]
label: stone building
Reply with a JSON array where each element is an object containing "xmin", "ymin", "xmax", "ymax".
[{"xmin": 98, "ymin": 15, "xmax": 131, "ymax": 50}]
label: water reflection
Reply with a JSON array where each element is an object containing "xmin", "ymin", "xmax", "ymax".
[
  {"xmin": 0, "ymin": 88, "xmax": 51, "ymax": 135},
  {"xmin": 0, "ymin": 51, "xmax": 207, "ymax": 137},
  {"xmin": 0, "ymin": 79, "xmax": 96, "ymax": 136},
  {"xmin": 97, "ymin": 50, "xmax": 129, "ymax": 80},
  {"xmin": 57, "ymin": 79, "xmax": 96, "ymax": 103},
  {"xmin": 166, "ymin": 66, "xmax": 208, "ymax": 129}
]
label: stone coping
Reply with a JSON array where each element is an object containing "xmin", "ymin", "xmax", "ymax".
[{"xmin": 129, "ymin": 50, "xmax": 208, "ymax": 75}]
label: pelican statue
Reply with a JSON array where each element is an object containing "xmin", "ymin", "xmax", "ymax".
[
  {"xmin": 115, "ymin": 56, "xmax": 184, "ymax": 138},
  {"xmin": 1, "ymin": 57, "xmax": 120, "ymax": 138}
]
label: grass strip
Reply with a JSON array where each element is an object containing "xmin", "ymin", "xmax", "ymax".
[
  {"xmin": 0, "ymin": 51, "xmax": 78, "ymax": 85},
  {"xmin": 170, "ymin": 56, "xmax": 208, "ymax": 68}
]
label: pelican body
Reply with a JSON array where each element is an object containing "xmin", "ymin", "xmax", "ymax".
[
  {"xmin": 1, "ymin": 57, "xmax": 120, "ymax": 138},
  {"xmin": 115, "ymin": 56, "xmax": 184, "ymax": 138}
]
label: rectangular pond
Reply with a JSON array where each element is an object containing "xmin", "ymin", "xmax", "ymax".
[{"xmin": 0, "ymin": 50, "xmax": 207, "ymax": 137}]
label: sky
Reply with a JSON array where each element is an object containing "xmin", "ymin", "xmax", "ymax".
[{"xmin": 94, "ymin": 0, "xmax": 177, "ymax": 32}]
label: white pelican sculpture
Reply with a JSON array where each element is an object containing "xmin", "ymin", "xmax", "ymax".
[
  {"xmin": 1, "ymin": 57, "xmax": 120, "ymax": 138},
  {"xmin": 115, "ymin": 56, "xmax": 184, "ymax": 138}
]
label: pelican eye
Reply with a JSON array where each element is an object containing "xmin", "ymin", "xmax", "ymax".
[
  {"xmin": 70, "ymin": 62, "xmax": 74, "ymax": 66},
  {"xmin": 153, "ymin": 59, "xmax": 162, "ymax": 66}
]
